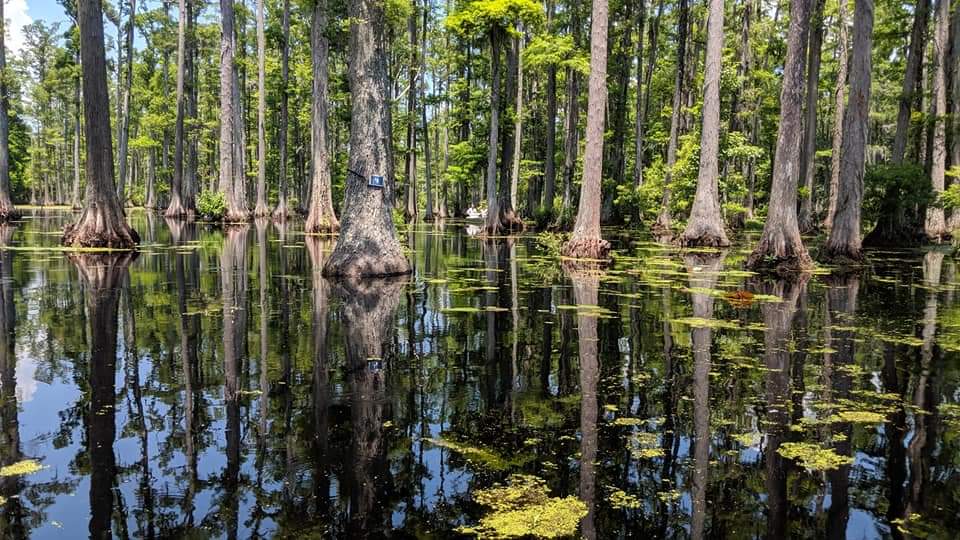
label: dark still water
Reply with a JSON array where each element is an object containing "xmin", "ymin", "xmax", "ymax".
[{"xmin": 0, "ymin": 210, "xmax": 957, "ymax": 539}]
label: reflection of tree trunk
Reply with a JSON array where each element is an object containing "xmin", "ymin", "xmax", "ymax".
[
  {"xmin": 72, "ymin": 254, "xmax": 134, "ymax": 540},
  {"xmin": 220, "ymin": 227, "xmax": 249, "ymax": 540},
  {"xmin": 566, "ymin": 271, "xmax": 599, "ymax": 540},
  {"xmin": 685, "ymin": 253, "xmax": 725, "ymax": 539},
  {"xmin": 335, "ymin": 277, "xmax": 404, "ymax": 539},
  {"xmin": 759, "ymin": 279, "xmax": 803, "ymax": 540},
  {"xmin": 824, "ymin": 275, "xmax": 857, "ymax": 538},
  {"xmin": 307, "ymin": 238, "xmax": 333, "ymax": 518},
  {"xmin": 882, "ymin": 342, "xmax": 907, "ymax": 540},
  {"xmin": 0, "ymin": 226, "xmax": 24, "ymax": 534},
  {"xmin": 905, "ymin": 252, "xmax": 942, "ymax": 520}
]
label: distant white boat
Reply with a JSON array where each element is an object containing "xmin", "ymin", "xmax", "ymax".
[{"xmin": 465, "ymin": 207, "xmax": 486, "ymax": 220}]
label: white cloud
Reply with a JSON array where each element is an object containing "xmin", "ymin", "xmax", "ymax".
[{"xmin": 5, "ymin": 0, "xmax": 33, "ymax": 55}]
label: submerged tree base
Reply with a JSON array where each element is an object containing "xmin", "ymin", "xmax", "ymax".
[
  {"xmin": 679, "ymin": 226, "xmax": 730, "ymax": 248},
  {"xmin": 746, "ymin": 239, "xmax": 814, "ymax": 276},
  {"xmin": 0, "ymin": 207, "xmax": 21, "ymax": 223},
  {"xmin": 323, "ymin": 240, "xmax": 410, "ymax": 278},
  {"xmin": 483, "ymin": 209, "xmax": 525, "ymax": 237},
  {"xmin": 62, "ymin": 209, "xmax": 140, "ymax": 249},
  {"xmin": 223, "ymin": 210, "xmax": 250, "ymax": 224},
  {"xmin": 820, "ymin": 245, "xmax": 865, "ymax": 267},
  {"xmin": 305, "ymin": 214, "xmax": 340, "ymax": 234},
  {"xmin": 561, "ymin": 236, "xmax": 611, "ymax": 260}
]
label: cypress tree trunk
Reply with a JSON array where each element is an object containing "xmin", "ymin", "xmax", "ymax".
[
  {"xmin": 404, "ymin": 8, "xmax": 419, "ymax": 220},
  {"xmin": 423, "ymin": 2, "xmax": 435, "ymax": 222},
  {"xmin": 602, "ymin": 0, "xmax": 632, "ymax": 224},
  {"xmin": 542, "ymin": 1, "xmax": 558, "ymax": 214},
  {"xmin": 305, "ymin": 0, "xmax": 340, "ymax": 233},
  {"xmin": 680, "ymin": 0, "xmax": 729, "ymax": 247},
  {"xmin": 824, "ymin": 0, "xmax": 848, "ymax": 230},
  {"xmin": 746, "ymin": 0, "xmax": 813, "ymax": 273},
  {"xmin": 184, "ymin": 0, "xmax": 197, "ymax": 212},
  {"xmin": 253, "ymin": 0, "xmax": 270, "ymax": 216},
  {"xmin": 561, "ymin": 0, "xmax": 611, "ymax": 260},
  {"xmin": 494, "ymin": 34, "xmax": 523, "ymax": 232},
  {"xmin": 926, "ymin": 0, "xmax": 950, "ymax": 241},
  {"xmin": 166, "ymin": 0, "xmax": 191, "ymax": 218},
  {"xmin": 560, "ymin": 0, "xmax": 582, "ymax": 214},
  {"xmin": 116, "ymin": 0, "xmax": 135, "ymax": 205},
  {"xmin": 323, "ymin": 0, "xmax": 410, "ymax": 277},
  {"xmin": 72, "ymin": 51, "xmax": 82, "ymax": 211},
  {"xmin": 798, "ymin": 0, "xmax": 826, "ymax": 233},
  {"xmin": 823, "ymin": 0, "xmax": 873, "ymax": 263},
  {"xmin": 511, "ymin": 32, "xmax": 524, "ymax": 214},
  {"xmin": 274, "ymin": 0, "xmax": 292, "ymax": 220},
  {"xmin": 633, "ymin": 0, "xmax": 653, "ymax": 189},
  {"xmin": 482, "ymin": 30, "xmax": 505, "ymax": 235},
  {"xmin": 0, "ymin": 0, "xmax": 18, "ymax": 220},
  {"xmin": 892, "ymin": 0, "xmax": 931, "ymax": 164},
  {"xmin": 219, "ymin": 0, "xmax": 249, "ymax": 222},
  {"xmin": 652, "ymin": 0, "xmax": 688, "ymax": 237},
  {"xmin": 63, "ymin": 0, "xmax": 139, "ymax": 248}
]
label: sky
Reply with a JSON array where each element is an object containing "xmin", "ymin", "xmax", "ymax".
[{"xmin": 7, "ymin": 0, "xmax": 69, "ymax": 53}]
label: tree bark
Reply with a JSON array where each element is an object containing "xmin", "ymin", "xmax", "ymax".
[
  {"xmin": 166, "ymin": 0, "xmax": 192, "ymax": 218},
  {"xmin": 543, "ymin": 1, "xmax": 558, "ymax": 214},
  {"xmin": 511, "ymin": 31, "xmax": 524, "ymax": 214},
  {"xmin": 253, "ymin": 0, "xmax": 270, "ymax": 216},
  {"xmin": 680, "ymin": 0, "xmax": 730, "ymax": 247},
  {"xmin": 633, "ymin": 0, "xmax": 653, "ymax": 189},
  {"xmin": 926, "ymin": 0, "xmax": 950, "ymax": 241},
  {"xmin": 116, "ymin": 0, "xmax": 135, "ymax": 205},
  {"xmin": 218, "ymin": 0, "xmax": 249, "ymax": 222},
  {"xmin": 274, "ymin": 0, "xmax": 292, "ymax": 220},
  {"xmin": 823, "ymin": 0, "xmax": 873, "ymax": 263},
  {"xmin": 746, "ymin": 0, "xmax": 813, "ymax": 273},
  {"xmin": 305, "ymin": 0, "xmax": 340, "ymax": 233},
  {"xmin": 560, "ymin": 0, "xmax": 582, "ymax": 215},
  {"xmin": 561, "ymin": 0, "xmax": 611, "ymax": 260},
  {"xmin": 824, "ymin": 0, "xmax": 848, "ymax": 230},
  {"xmin": 64, "ymin": 0, "xmax": 139, "ymax": 248},
  {"xmin": 404, "ymin": 7, "xmax": 419, "ymax": 220},
  {"xmin": 892, "ymin": 0, "xmax": 931, "ymax": 164},
  {"xmin": 0, "ymin": 0, "xmax": 17, "ymax": 220},
  {"xmin": 72, "ymin": 51, "xmax": 82, "ymax": 210},
  {"xmin": 798, "ymin": 0, "xmax": 826, "ymax": 233},
  {"xmin": 652, "ymin": 0, "xmax": 688, "ymax": 237},
  {"xmin": 323, "ymin": 0, "xmax": 411, "ymax": 277},
  {"xmin": 423, "ymin": 2, "xmax": 436, "ymax": 222},
  {"xmin": 494, "ymin": 34, "xmax": 523, "ymax": 232},
  {"xmin": 482, "ymin": 30, "xmax": 505, "ymax": 235}
]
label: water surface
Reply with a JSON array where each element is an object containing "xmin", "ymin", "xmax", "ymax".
[{"xmin": 0, "ymin": 210, "xmax": 957, "ymax": 539}]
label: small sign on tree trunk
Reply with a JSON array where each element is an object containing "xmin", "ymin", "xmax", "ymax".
[{"xmin": 369, "ymin": 175, "xmax": 385, "ymax": 188}]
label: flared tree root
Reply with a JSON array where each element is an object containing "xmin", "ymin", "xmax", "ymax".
[
  {"xmin": 746, "ymin": 245, "xmax": 814, "ymax": 277},
  {"xmin": 62, "ymin": 211, "xmax": 140, "ymax": 249},
  {"xmin": 561, "ymin": 236, "xmax": 612, "ymax": 261},
  {"xmin": 305, "ymin": 213, "xmax": 340, "ymax": 234},
  {"xmin": 323, "ymin": 248, "xmax": 410, "ymax": 278},
  {"xmin": 679, "ymin": 226, "xmax": 730, "ymax": 248}
]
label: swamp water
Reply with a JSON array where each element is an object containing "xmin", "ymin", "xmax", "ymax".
[{"xmin": 0, "ymin": 210, "xmax": 957, "ymax": 539}]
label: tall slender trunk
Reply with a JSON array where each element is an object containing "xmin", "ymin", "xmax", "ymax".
[
  {"xmin": 305, "ymin": 0, "xmax": 339, "ymax": 232},
  {"xmin": 0, "ymin": 0, "xmax": 17, "ymax": 219},
  {"xmin": 561, "ymin": 0, "xmax": 582, "ymax": 214},
  {"xmin": 799, "ymin": 0, "xmax": 826, "ymax": 232},
  {"xmin": 543, "ymin": 1, "xmax": 557, "ymax": 214},
  {"xmin": 926, "ymin": 0, "xmax": 950, "ymax": 240},
  {"xmin": 482, "ymin": 30, "xmax": 504, "ymax": 235},
  {"xmin": 423, "ymin": 1, "xmax": 436, "ymax": 221},
  {"xmin": 167, "ymin": 0, "xmax": 191, "ymax": 217},
  {"xmin": 72, "ymin": 52, "xmax": 82, "ymax": 210},
  {"xmin": 274, "ymin": 0, "xmax": 292, "ymax": 219},
  {"xmin": 253, "ymin": 0, "xmax": 270, "ymax": 216},
  {"xmin": 602, "ymin": 0, "xmax": 633, "ymax": 224},
  {"xmin": 892, "ymin": 0, "xmax": 931, "ymax": 164},
  {"xmin": 219, "ymin": 0, "xmax": 248, "ymax": 222},
  {"xmin": 510, "ymin": 29, "xmax": 524, "ymax": 213},
  {"xmin": 680, "ymin": 0, "xmax": 729, "ymax": 247},
  {"xmin": 824, "ymin": 0, "xmax": 873, "ymax": 262},
  {"xmin": 116, "ymin": 0, "xmax": 136, "ymax": 204},
  {"xmin": 653, "ymin": 0, "xmax": 688, "ymax": 236},
  {"xmin": 746, "ymin": 0, "xmax": 814, "ymax": 272},
  {"xmin": 633, "ymin": 0, "xmax": 652, "ymax": 189},
  {"xmin": 824, "ymin": 0, "xmax": 849, "ymax": 230},
  {"xmin": 405, "ymin": 8, "xmax": 419, "ymax": 220},
  {"xmin": 562, "ymin": 0, "xmax": 611, "ymax": 260}
]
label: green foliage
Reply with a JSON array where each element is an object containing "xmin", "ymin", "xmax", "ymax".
[
  {"xmin": 445, "ymin": 0, "xmax": 545, "ymax": 38},
  {"xmin": 197, "ymin": 191, "xmax": 227, "ymax": 221},
  {"xmin": 523, "ymin": 34, "xmax": 589, "ymax": 74},
  {"xmin": 863, "ymin": 164, "xmax": 933, "ymax": 226}
]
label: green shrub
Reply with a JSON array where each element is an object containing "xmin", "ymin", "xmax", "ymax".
[{"xmin": 197, "ymin": 190, "xmax": 227, "ymax": 221}]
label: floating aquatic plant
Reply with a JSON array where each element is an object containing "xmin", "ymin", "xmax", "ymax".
[
  {"xmin": 424, "ymin": 437, "xmax": 509, "ymax": 470},
  {"xmin": 777, "ymin": 443, "xmax": 852, "ymax": 471},
  {"xmin": 458, "ymin": 475, "xmax": 587, "ymax": 539},
  {"xmin": 607, "ymin": 489, "xmax": 641, "ymax": 510},
  {"xmin": 0, "ymin": 459, "xmax": 44, "ymax": 477}
]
